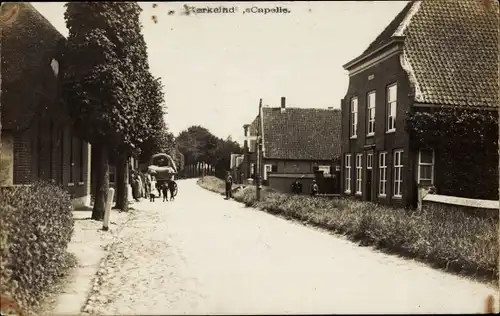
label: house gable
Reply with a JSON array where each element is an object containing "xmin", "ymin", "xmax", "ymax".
[{"xmin": 344, "ymin": 0, "xmax": 499, "ymax": 110}]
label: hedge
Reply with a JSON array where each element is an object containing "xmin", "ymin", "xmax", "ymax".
[
  {"xmin": 0, "ymin": 182, "xmax": 76, "ymax": 315},
  {"xmin": 198, "ymin": 176, "xmax": 498, "ymax": 284}
]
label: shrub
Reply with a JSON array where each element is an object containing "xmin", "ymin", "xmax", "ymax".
[
  {"xmin": 0, "ymin": 182, "xmax": 75, "ymax": 315},
  {"xmin": 198, "ymin": 176, "xmax": 498, "ymax": 283}
]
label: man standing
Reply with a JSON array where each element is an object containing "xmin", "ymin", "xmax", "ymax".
[
  {"xmin": 225, "ymin": 171, "xmax": 233, "ymax": 199},
  {"xmin": 310, "ymin": 179, "xmax": 319, "ymax": 197}
]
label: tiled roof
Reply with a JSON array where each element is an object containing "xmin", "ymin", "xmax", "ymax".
[
  {"xmin": 352, "ymin": 0, "xmax": 499, "ymax": 109},
  {"xmin": 249, "ymin": 107, "xmax": 342, "ymax": 161},
  {"xmin": 1, "ymin": 3, "xmax": 66, "ymax": 131},
  {"xmin": 1, "ymin": 3, "xmax": 64, "ymax": 84},
  {"xmin": 401, "ymin": 0, "xmax": 499, "ymax": 108},
  {"xmin": 362, "ymin": 1, "xmax": 414, "ymax": 55}
]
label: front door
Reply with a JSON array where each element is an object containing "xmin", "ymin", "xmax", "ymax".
[
  {"xmin": 366, "ymin": 152, "xmax": 373, "ymax": 201},
  {"xmin": 366, "ymin": 169, "xmax": 372, "ymax": 201}
]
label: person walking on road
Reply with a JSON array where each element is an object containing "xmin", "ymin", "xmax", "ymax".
[
  {"xmin": 225, "ymin": 171, "xmax": 233, "ymax": 200},
  {"xmin": 310, "ymin": 179, "xmax": 319, "ymax": 197}
]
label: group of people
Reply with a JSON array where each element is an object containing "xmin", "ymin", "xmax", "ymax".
[
  {"xmin": 131, "ymin": 169, "xmax": 152, "ymax": 202},
  {"xmin": 292, "ymin": 178, "xmax": 319, "ymax": 197},
  {"xmin": 130, "ymin": 169, "xmax": 178, "ymax": 202}
]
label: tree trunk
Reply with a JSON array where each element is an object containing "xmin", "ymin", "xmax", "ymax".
[
  {"xmin": 114, "ymin": 154, "xmax": 129, "ymax": 211},
  {"xmin": 91, "ymin": 144, "xmax": 109, "ymax": 220}
]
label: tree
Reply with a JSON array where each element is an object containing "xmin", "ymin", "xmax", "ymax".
[
  {"xmin": 63, "ymin": 2, "xmax": 145, "ymax": 219},
  {"xmin": 176, "ymin": 125, "xmax": 242, "ymax": 178},
  {"xmin": 137, "ymin": 74, "xmax": 169, "ymax": 164}
]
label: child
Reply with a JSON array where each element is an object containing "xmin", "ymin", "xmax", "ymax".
[
  {"xmin": 168, "ymin": 180, "xmax": 177, "ymax": 201},
  {"xmin": 161, "ymin": 183, "xmax": 169, "ymax": 202}
]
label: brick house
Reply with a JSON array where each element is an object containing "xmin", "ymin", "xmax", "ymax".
[
  {"xmin": 340, "ymin": 0, "xmax": 499, "ymax": 207},
  {"xmin": 0, "ymin": 3, "xmax": 92, "ymax": 207},
  {"xmin": 242, "ymin": 97, "xmax": 342, "ymax": 194}
]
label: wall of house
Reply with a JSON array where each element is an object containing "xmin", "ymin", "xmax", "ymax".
[
  {"xmin": 341, "ymin": 52, "xmax": 415, "ymax": 207},
  {"xmin": 6, "ymin": 117, "xmax": 91, "ymax": 207},
  {"xmin": 268, "ymin": 173, "xmax": 315, "ymax": 195}
]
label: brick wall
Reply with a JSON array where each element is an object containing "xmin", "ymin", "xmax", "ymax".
[{"xmin": 341, "ymin": 51, "xmax": 415, "ymax": 207}]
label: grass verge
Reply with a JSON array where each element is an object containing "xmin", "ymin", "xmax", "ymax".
[{"xmin": 197, "ymin": 176, "xmax": 498, "ymax": 285}]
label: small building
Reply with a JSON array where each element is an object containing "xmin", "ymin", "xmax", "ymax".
[
  {"xmin": 340, "ymin": 0, "xmax": 499, "ymax": 207},
  {"xmin": 1, "ymin": 3, "xmax": 91, "ymax": 207},
  {"xmin": 242, "ymin": 97, "xmax": 342, "ymax": 194}
]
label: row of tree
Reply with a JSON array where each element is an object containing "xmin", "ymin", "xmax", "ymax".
[
  {"xmin": 176, "ymin": 125, "xmax": 242, "ymax": 179},
  {"xmin": 63, "ymin": 2, "xmax": 174, "ymax": 219}
]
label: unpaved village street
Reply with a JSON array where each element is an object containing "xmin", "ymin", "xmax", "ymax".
[{"xmin": 86, "ymin": 179, "xmax": 498, "ymax": 315}]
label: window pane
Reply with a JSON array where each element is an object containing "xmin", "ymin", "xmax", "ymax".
[
  {"xmin": 420, "ymin": 150, "xmax": 433, "ymax": 164},
  {"xmin": 351, "ymin": 98, "xmax": 357, "ymax": 112},
  {"xmin": 368, "ymin": 92, "xmax": 375, "ymax": 108},
  {"xmin": 388, "ymin": 84, "xmax": 397, "ymax": 102},
  {"xmin": 420, "ymin": 179, "xmax": 432, "ymax": 186},
  {"xmin": 420, "ymin": 165, "xmax": 432, "ymax": 180}
]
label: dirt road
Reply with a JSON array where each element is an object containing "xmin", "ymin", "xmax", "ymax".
[{"xmin": 87, "ymin": 179, "xmax": 498, "ymax": 315}]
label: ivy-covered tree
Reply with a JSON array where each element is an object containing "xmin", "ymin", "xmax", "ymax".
[
  {"xmin": 406, "ymin": 108, "xmax": 498, "ymax": 200},
  {"xmin": 63, "ymin": 2, "xmax": 145, "ymax": 219}
]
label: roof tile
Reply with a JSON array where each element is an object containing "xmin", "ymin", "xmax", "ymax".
[
  {"xmin": 248, "ymin": 107, "xmax": 342, "ymax": 160},
  {"xmin": 402, "ymin": 0, "xmax": 499, "ymax": 108}
]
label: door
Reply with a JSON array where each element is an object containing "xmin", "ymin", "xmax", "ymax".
[
  {"xmin": 366, "ymin": 152, "xmax": 373, "ymax": 201},
  {"xmin": 366, "ymin": 169, "xmax": 372, "ymax": 201}
]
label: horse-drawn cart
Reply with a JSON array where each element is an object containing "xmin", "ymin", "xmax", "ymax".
[{"xmin": 147, "ymin": 153, "xmax": 178, "ymax": 197}]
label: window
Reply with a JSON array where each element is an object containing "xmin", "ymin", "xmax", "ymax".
[
  {"xmin": 264, "ymin": 164, "xmax": 272, "ymax": 180},
  {"xmin": 344, "ymin": 154, "xmax": 352, "ymax": 193},
  {"xmin": 387, "ymin": 84, "xmax": 397, "ymax": 131},
  {"xmin": 367, "ymin": 153, "xmax": 373, "ymax": 170},
  {"xmin": 37, "ymin": 121, "xmax": 42, "ymax": 178},
  {"xmin": 367, "ymin": 91, "xmax": 376, "ymax": 136},
  {"xmin": 350, "ymin": 97, "xmax": 358, "ymax": 137},
  {"xmin": 49, "ymin": 120, "xmax": 54, "ymax": 180},
  {"xmin": 418, "ymin": 149, "xmax": 434, "ymax": 186},
  {"xmin": 393, "ymin": 150, "xmax": 403, "ymax": 197},
  {"xmin": 60, "ymin": 126, "xmax": 65, "ymax": 184},
  {"xmin": 109, "ymin": 166, "xmax": 116, "ymax": 184},
  {"xmin": 69, "ymin": 134, "xmax": 74, "ymax": 183},
  {"xmin": 318, "ymin": 165, "xmax": 331, "ymax": 175},
  {"xmin": 250, "ymin": 163, "xmax": 255, "ymax": 177},
  {"xmin": 355, "ymin": 154, "xmax": 363, "ymax": 194},
  {"xmin": 379, "ymin": 152, "xmax": 387, "ymax": 196},
  {"xmin": 79, "ymin": 139, "xmax": 85, "ymax": 182},
  {"xmin": 271, "ymin": 165, "xmax": 277, "ymax": 172}
]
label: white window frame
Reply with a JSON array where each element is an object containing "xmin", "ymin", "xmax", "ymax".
[
  {"xmin": 350, "ymin": 97, "xmax": 358, "ymax": 138},
  {"xmin": 355, "ymin": 154, "xmax": 363, "ymax": 195},
  {"xmin": 367, "ymin": 91, "xmax": 376, "ymax": 136},
  {"xmin": 378, "ymin": 152, "xmax": 387, "ymax": 197},
  {"xmin": 263, "ymin": 164, "xmax": 272, "ymax": 180},
  {"xmin": 417, "ymin": 149, "xmax": 435, "ymax": 185},
  {"xmin": 344, "ymin": 154, "xmax": 352, "ymax": 193},
  {"xmin": 367, "ymin": 153, "xmax": 373, "ymax": 170},
  {"xmin": 393, "ymin": 150, "xmax": 403, "ymax": 198},
  {"xmin": 318, "ymin": 165, "xmax": 331, "ymax": 175},
  {"xmin": 387, "ymin": 83, "xmax": 397, "ymax": 132}
]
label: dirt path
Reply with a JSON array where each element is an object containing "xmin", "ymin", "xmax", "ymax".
[{"xmin": 87, "ymin": 179, "xmax": 498, "ymax": 315}]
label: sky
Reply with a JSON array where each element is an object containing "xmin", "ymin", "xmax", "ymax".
[{"xmin": 32, "ymin": 1, "xmax": 409, "ymax": 145}]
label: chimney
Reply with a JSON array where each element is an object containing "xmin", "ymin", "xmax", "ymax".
[
  {"xmin": 281, "ymin": 97, "xmax": 286, "ymax": 113},
  {"xmin": 243, "ymin": 124, "xmax": 249, "ymax": 137}
]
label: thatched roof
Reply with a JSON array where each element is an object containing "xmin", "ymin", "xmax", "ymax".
[{"xmin": 1, "ymin": 3, "xmax": 67, "ymax": 131}]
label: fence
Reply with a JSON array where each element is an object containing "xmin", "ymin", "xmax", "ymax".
[{"xmin": 417, "ymin": 187, "xmax": 499, "ymax": 218}]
